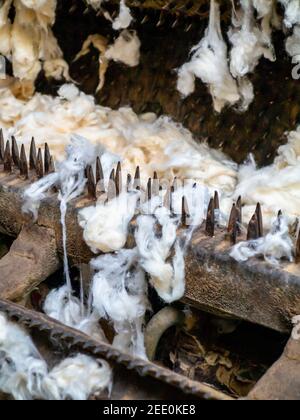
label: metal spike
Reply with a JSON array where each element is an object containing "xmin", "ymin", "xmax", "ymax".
[
  {"xmin": 0, "ymin": 129, "xmax": 4, "ymax": 163},
  {"xmin": 20, "ymin": 144, "xmax": 28, "ymax": 179},
  {"xmin": 147, "ymin": 178, "xmax": 152, "ymax": 201},
  {"xmin": 296, "ymin": 228, "xmax": 300, "ymax": 263},
  {"xmin": 181, "ymin": 196, "xmax": 189, "ymax": 227},
  {"xmin": 236, "ymin": 196, "xmax": 242, "ymax": 225},
  {"xmin": 36, "ymin": 148, "xmax": 44, "ymax": 179},
  {"xmin": 133, "ymin": 166, "xmax": 140, "ymax": 190},
  {"xmin": 227, "ymin": 204, "xmax": 239, "ymax": 244},
  {"xmin": 107, "ymin": 169, "xmax": 116, "ymax": 201},
  {"xmin": 86, "ymin": 165, "xmax": 96, "ymax": 199},
  {"xmin": 4, "ymin": 140, "xmax": 12, "ymax": 172},
  {"xmin": 152, "ymin": 171, "xmax": 159, "ymax": 196},
  {"xmin": 214, "ymin": 191, "xmax": 220, "ymax": 211},
  {"xmin": 96, "ymin": 157, "xmax": 104, "ymax": 184},
  {"xmin": 11, "ymin": 136, "xmax": 20, "ymax": 168},
  {"xmin": 164, "ymin": 186, "xmax": 171, "ymax": 210},
  {"xmin": 115, "ymin": 162, "xmax": 122, "ymax": 196},
  {"xmin": 247, "ymin": 213, "xmax": 260, "ymax": 240},
  {"xmin": 126, "ymin": 174, "xmax": 132, "ymax": 192},
  {"xmin": 30, "ymin": 138, "xmax": 37, "ymax": 170},
  {"xmin": 44, "ymin": 143, "xmax": 51, "ymax": 174},
  {"xmin": 49, "ymin": 156, "xmax": 55, "ymax": 174},
  {"xmin": 205, "ymin": 198, "xmax": 215, "ymax": 237},
  {"xmin": 172, "ymin": 177, "xmax": 178, "ymax": 191},
  {"xmin": 255, "ymin": 203, "xmax": 263, "ymax": 237}
]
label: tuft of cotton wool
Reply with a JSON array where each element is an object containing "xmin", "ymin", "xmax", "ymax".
[
  {"xmin": 0, "ymin": 0, "xmax": 70, "ymax": 87},
  {"xmin": 79, "ymin": 191, "xmax": 139, "ymax": 253},
  {"xmin": 177, "ymin": 0, "xmax": 240, "ymax": 112},
  {"xmin": 42, "ymin": 354, "xmax": 112, "ymax": 401},
  {"xmin": 226, "ymin": 126, "xmax": 300, "ymax": 226},
  {"xmin": 279, "ymin": 0, "xmax": 300, "ymax": 28},
  {"xmin": 229, "ymin": 0, "xmax": 276, "ymax": 79},
  {"xmin": 91, "ymin": 248, "xmax": 149, "ymax": 359},
  {"xmin": 0, "ymin": 84, "xmax": 238, "ymax": 199},
  {"xmin": 86, "ymin": 0, "xmax": 104, "ymax": 9},
  {"xmin": 105, "ymin": 30, "xmax": 141, "ymax": 67},
  {"xmin": 286, "ymin": 24, "xmax": 300, "ymax": 67},
  {"xmin": 112, "ymin": 0, "xmax": 133, "ymax": 31},
  {"xmin": 230, "ymin": 214, "xmax": 294, "ymax": 265},
  {"xmin": 0, "ymin": 313, "xmax": 48, "ymax": 400}
]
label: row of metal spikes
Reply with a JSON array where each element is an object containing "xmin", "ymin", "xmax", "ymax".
[
  {"xmin": 86, "ymin": 159, "xmax": 300, "ymax": 260},
  {"xmin": 0, "ymin": 130, "xmax": 55, "ymax": 179}
]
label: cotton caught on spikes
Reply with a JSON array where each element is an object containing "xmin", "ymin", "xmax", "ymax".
[
  {"xmin": 230, "ymin": 215, "xmax": 293, "ymax": 265},
  {"xmin": 79, "ymin": 191, "xmax": 139, "ymax": 254},
  {"xmin": 105, "ymin": 30, "xmax": 141, "ymax": 67},
  {"xmin": 91, "ymin": 249, "xmax": 149, "ymax": 358},
  {"xmin": 177, "ymin": 0, "xmax": 240, "ymax": 112}
]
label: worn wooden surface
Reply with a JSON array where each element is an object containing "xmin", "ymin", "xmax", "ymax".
[{"xmin": 0, "ymin": 175, "xmax": 299, "ymax": 332}]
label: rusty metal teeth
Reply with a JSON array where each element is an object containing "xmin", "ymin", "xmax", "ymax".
[
  {"xmin": 44, "ymin": 143, "xmax": 51, "ymax": 175},
  {"xmin": 11, "ymin": 136, "xmax": 20, "ymax": 168},
  {"xmin": 0, "ymin": 129, "xmax": 4, "ymax": 163},
  {"xmin": 227, "ymin": 203, "xmax": 240, "ymax": 244},
  {"xmin": 115, "ymin": 162, "xmax": 122, "ymax": 197},
  {"xmin": 4, "ymin": 140, "xmax": 12, "ymax": 172},
  {"xmin": 133, "ymin": 166, "xmax": 141, "ymax": 190},
  {"xmin": 86, "ymin": 165, "xmax": 96, "ymax": 200},
  {"xmin": 255, "ymin": 203, "xmax": 263, "ymax": 238},
  {"xmin": 205, "ymin": 197, "xmax": 215, "ymax": 237},
  {"xmin": 152, "ymin": 171, "xmax": 159, "ymax": 197},
  {"xmin": 30, "ymin": 138, "xmax": 37, "ymax": 170},
  {"xmin": 247, "ymin": 213, "xmax": 259, "ymax": 241},
  {"xmin": 107, "ymin": 168, "xmax": 116, "ymax": 201},
  {"xmin": 147, "ymin": 178, "xmax": 152, "ymax": 201},
  {"xmin": 20, "ymin": 144, "xmax": 29, "ymax": 179},
  {"xmin": 213, "ymin": 191, "xmax": 220, "ymax": 211},
  {"xmin": 49, "ymin": 156, "xmax": 55, "ymax": 174},
  {"xmin": 236, "ymin": 196, "xmax": 242, "ymax": 225},
  {"xmin": 96, "ymin": 156, "xmax": 104, "ymax": 184},
  {"xmin": 181, "ymin": 196, "xmax": 189, "ymax": 227},
  {"xmin": 36, "ymin": 148, "xmax": 44, "ymax": 179},
  {"xmin": 126, "ymin": 173, "xmax": 132, "ymax": 192},
  {"xmin": 296, "ymin": 228, "xmax": 300, "ymax": 263}
]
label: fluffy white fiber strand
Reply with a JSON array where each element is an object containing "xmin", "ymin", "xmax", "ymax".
[
  {"xmin": 0, "ymin": 313, "xmax": 111, "ymax": 400},
  {"xmin": 0, "ymin": 0, "xmax": 70, "ymax": 86},
  {"xmin": 228, "ymin": 0, "xmax": 276, "ymax": 110},
  {"xmin": 177, "ymin": 0, "xmax": 240, "ymax": 112},
  {"xmin": 79, "ymin": 191, "xmax": 140, "ymax": 253},
  {"xmin": 91, "ymin": 248, "xmax": 149, "ymax": 359},
  {"xmin": 230, "ymin": 214, "xmax": 293, "ymax": 264},
  {"xmin": 135, "ymin": 183, "xmax": 208, "ymax": 304},
  {"xmin": 112, "ymin": 0, "xmax": 133, "ymax": 31},
  {"xmin": 279, "ymin": 0, "xmax": 300, "ymax": 28}
]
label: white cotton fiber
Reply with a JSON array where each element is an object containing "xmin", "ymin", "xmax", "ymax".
[
  {"xmin": 105, "ymin": 30, "xmax": 141, "ymax": 67},
  {"xmin": 42, "ymin": 354, "xmax": 112, "ymax": 401},
  {"xmin": 0, "ymin": 313, "xmax": 48, "ymax": 400},
  {"xmin": 112, "ymin": 0, "xmax": 133, "ymax": 31},
  {"xmin": 177, "ymin": 0, "xmax": 240, "ymax": 112},
  {"xmin": 79, "ymin": 191, "xmax": 139, "ymax": 253},
  {"xmin": 279, "ymin": 0, "xmax": 300, "ymax": 28},
  {"xmin": 91, "ymin": 248, "xmax": 149, "ymax": 359},
  {"xmin": 229, "ymin": 0, "xmax": 275, "ymax": 79},
  {"xmin": 230, "ymin": 215, "xmax": 293, "ymax": 264}
]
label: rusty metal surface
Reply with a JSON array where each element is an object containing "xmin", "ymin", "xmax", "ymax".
[{"xmin": 0, "ymin": 298, "xmax": 234, "ymax": 400}]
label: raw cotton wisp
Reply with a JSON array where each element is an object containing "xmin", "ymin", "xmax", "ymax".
[
  {"xmin": 230, "ymin": 214, "xmax": 294, "ymax": 264},
  {"xmin": 91, "ymin": 248, "xmax": 149, "ymax": 359},
  {"xmin": 177, "ymin": 0, "xmax": 240, "ymax": 112}
]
